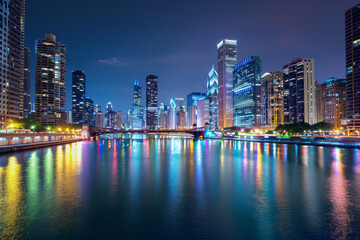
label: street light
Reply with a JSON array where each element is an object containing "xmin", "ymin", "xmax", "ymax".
[
  {"xmin": 47, "ymin": 127, "xmax": 51, "ymax": 132},
  {"xmin": 31, "ymin": 125, "xmax": 35, "ymax": 133}
]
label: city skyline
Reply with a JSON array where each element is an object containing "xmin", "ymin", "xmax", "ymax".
[{"xmin": 25, "ymin": 0, "xmax": 359, "ymax": 114}]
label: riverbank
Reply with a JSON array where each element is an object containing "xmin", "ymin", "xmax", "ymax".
[
  {"xmin": 213, "ymin": 135, "xmax": 360, "ymax": 148},
  {"xmin": 0, "ymin": 139, "xmax": 83, "ymax": 154}
]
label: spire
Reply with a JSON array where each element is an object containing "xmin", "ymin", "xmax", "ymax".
[{"xmin": 134, "ymin": 76, "xmax": 139, "ymax": 86}]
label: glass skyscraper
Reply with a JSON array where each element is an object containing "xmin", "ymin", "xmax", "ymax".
[
  {"xmin": 345, "ymin": 3, "xmax": 360, "ymax": 128},
  {"xmin": 186, "ymin": 92, "xmax": 205, "ymax": 129},
  {"xmin": 207, "ymin": 65, "xmax": 219, "ymax": 129},
  {"xmin": 72, "ymin": 70, "xmax": 86, "ymax": 124},
  {"xmin": 23, "ymin": 47, "xmax": 31, "ymax": 118},
  {"xmin": 35, "ymin": 34, "xmax": 67, "ymax": 125},
  {"xmin": 233, "ymin": 56, "xmax": 262, "ymax": 128},
  {"xmin": 132, "ymin": 77, "xmax": 144, "ymax": 129},
  {"xmin": 217, "ymin": 39, "xmax": 237, "ymax": 129},
  {"xmin": 146, "ymin": 75, "xmax": 158, "ymax": 129}
]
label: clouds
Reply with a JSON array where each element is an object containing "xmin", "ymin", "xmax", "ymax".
[{"xmin": 97, "ymin": 57, "xmax": 128, "ymax": 67}]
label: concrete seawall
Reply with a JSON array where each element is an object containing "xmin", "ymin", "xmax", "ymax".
[{"xmin": 0, "ymin": 139, "xmax": 83, "ymax": 154}]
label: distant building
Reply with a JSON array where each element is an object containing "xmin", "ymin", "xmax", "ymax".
[
  {"xmin": 217, "ymin": 39, "xmax": 237, "ymax": 129},
  {"xmin": 158, "ymin": 103, "xmax": 168, "ymax": 129},
  {"xmin": 178, "ymin": 106, "xmax": 186, "ymax": 129},
  {"xmin": 261, "ymin": 72, "xmax": 284, "ymax": 127},
  {"xmin": 23, "ymin": 47, "xmax": 31, "ymax": 118},
  {"xmin": 72, "ymin": 70, "xmax": 86, "ymax": 124},
  {"xmin": 35, "ymin": 34, "xmax": 67, "ymax": 125},
  {"xmin": 66, "ymin": 109, "xmax": 72, "ymax": 124},
  {"xmin": 322, "ymin": 78, "xmax": 347, "ymax": 128},
  {"xmin": 132, "ymin": 77, "xmax": 144, "ymax": 129},
  {"xmin": 283, "ymin": 58, "xmax": 318, "ymax": 125},
  {"xmin": 146, "ymin": 75, "xmax": 158, "ymax": 129},
  {"xmin": 168, "ymin": 100, "xmax": 176, "ymax": 130},
  {"xmin": 186, "ymin": 92, "xmax": 205, "ymax": 129},
  {"xmin": 189, "ymin": 105, "xmax": 197, "ymax": 128},
  {"xmin": 94, "ymin": 104, "xmax": 101, "ymax": 113},
  {"xmin": 233, "ymin": 56, "xmax": 262, "ymax": 128},
  {"xmin": 95, "ymin": 112, "xmax": 104, "ymax": 128},
  {"xmin": 207, "ymin": 65, "xmax": 219, "ymax": 129},
  {"xmin": 315, "ymin": 81, "xmax": 324, "ymax": 123},
  {"xmin": 345, "ymin": 3, "xmax": 360, "ymax": 128},
  {"xmin": 84, "ymin": 97, "xmax": 94, "ymax": 125},
  {"xmin": 105, "ymin": 102, "xmax": 116, "ymax": 128},
  {"xmin": 197, "ymin": 98, "xmax": 209, "ymax": 128},
  {"xmin": 115, "ymin": 111, "xmax": 122, "ymax": 129}
]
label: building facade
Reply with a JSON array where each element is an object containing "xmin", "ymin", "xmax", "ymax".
[
  {"xmin": 186, "ymin": 92, "xmax": 205, "ymax": 129},
  {"xmin": 322, "ymin": 78, "xmax": 347, "ymax": 128},
  {"xmin": 233, "ymin": 56, "xmax": 262, "ymax": 128},
  {"xmin": 95, "ymin": 112, "xmax": 104, "ymax": 128},
  {"xmin": 132, "ymin": 77, "xmax": 144, "ymax": 129},
  {"xmin": 345, "ymin": 3, "xmax": 360, "ymax": 128},
  {"xmin": 178, "ymin": 106, "xmax": 186, "ymax": 129},
  {"xmin": 115, "ymin": 111, "xmax": 122, "ymax": 129},
  {"xmin": 197, "ymin": 98, "xmax": 209, "ymax": 128},
  {"xmin": 217, "ymin": 39, "xmax": 237, "ymax": 129},
  {"xmin": 84, "ymin": 97, "xmax": 94, "ymax": 125},
  {"xmin": 283, "ymin": 58, "xmax": 317, "ymax": 125},
  {"xmin": 72, "ymin": 70, "xmax": 86, "ymax": 124},
  {"xmin": 0, "ymin": 0, "xmax": 25, "ymax": 127},
  {"xmin": 261, "ymin": 72, "xmax": 284, "ymax": 127},
  {"xmin": 146, "ymin": 75, "xmax": 158, "ymax": 129},
  {"xmin": 207, "ymin": 65, "xmax": 219, "ymax": 129},
  {"xmin": 35, "ymin": 34, "xmax": 67, "ymax": 125},
  {"xmin": 23, "ymin": 47, "xmax": 31, "ymax": 118}
]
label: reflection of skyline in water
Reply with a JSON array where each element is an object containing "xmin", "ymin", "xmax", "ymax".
[{"xmin": 0, "ymin": 140, "xmax": 359, "ymax": 239}]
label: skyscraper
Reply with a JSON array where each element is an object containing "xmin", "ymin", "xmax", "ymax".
[
  {"xmin": 158, "ymin": 103, "xmax": 168, "ymax": 129},
  {"xmin": 233, "ymin": 56, "xmax": 262, "ymax": 128},
  {"xmin": 178, "ymin": 106, "xmax": 186, "ymax": 130},
  {"xmin": 146, "ymin": 75, "xmax": 158, "ymax": 129},
  {"xmin": 132, "ymin": 77, "xmax": 144, "ymax": 129},
  {"xmin": 217, "ymin": 39, "xmax": 237, "ymax": 129},
  {"xmin": 197, "ymin": 97, "xmax": 209, "ymax": 128},
  {"xmin": 283, "ymin": 58, "xmax": 317, "ymax": 125},
  {"xmin": 35, "ymin": 34, "xmax": 67, "ymax": 125},
  {"xmin": 345, "ymin": 3, "xmax": 360, "ymax": 128},
  {"xmin": 261, "ymin": 72, "xmax": 284, "ymax": 127},
  {"xmin": 84, "ymin": 97, "xmax": 94, "ymax": 125},
  {"xmin": 105, "ymin": 102, "xmax": 116, "ymax": 128},
  {"xmin": 186, "ymin": 92, "xmax": 205, "ymax": 129},
  {"xmin": 0, "ymin": 0, "xmax": 25, "ymax": 127},
  {"xmin": 207, "ymin": 65, "xmax": 219, "ymax": 129},
  {"xmin": 115, "ymin": 111, "xmax": 122, "ymax": 129},
  {"xmin": 23, "ymin": 47, "xmax": 31, "ymax": 118},
  {"xmin": 95, "ymin": 112, "xmax": 104, "ymax": 128},
  {"xmin": 322, "ymin": 78, "xmax": 347, "ymax": 128},
  {"xmin": 72, "ymin": 70, "xmax": 86, "ymax": 124}
]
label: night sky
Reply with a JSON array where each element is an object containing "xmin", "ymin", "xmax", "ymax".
[{"xmin": 26, "ymin": 0, "xmax": 359, "ymax": 114}]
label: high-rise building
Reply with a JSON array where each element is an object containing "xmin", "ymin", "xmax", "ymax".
[
  {"xmin": 261, "ymin": 72, "xmax": 284, "ymax": 127},
  {"xmin": 35, "ymin": 34, "xmax": 67, "ymax": 125},
  {"xmin": 178, "ymin": 106, "xmax": 186, "ymax": 129},
  {"xmin": 186, "ymin": 92, "xmax": 205, "ymax": 129},
  {"xmin": 322, "ymin": 78, "xmax": 347, "ymax": 128},
  {"xmin": 105, "ymin": 101, "xmax": 116, "ymax": 128},
  {"xmin": 189, "ymin": 105, "xmax": 197, "ymax": 128},
  {"xmin": 23, "ymin": 47, "xmax": 31, "ymax": 118},
  {"xmin": 146, "ymin": 75, "xmax": 158, "ymax": 129},
  {"xmin": 168, "ymin": 99, "xmax": 176, "ymax": 130},
  {"xmin": 207, "ymin": 65, "xmax": 219, "ymax": 129},
  {"xmin": 0, "ymin": 0, "xmax": 25, "ymax": 127},
  {"xmin": 345, "ymin": 3, "xmax": 360, "ymax": 128},
  {"xmin": 66, "ymin": 109, "xmax": 72, "ymax": 124},
  {"xmin": 158, "ymin": 103, "xmax": 168, "ymax": 129},
  {"xmin": 115, "ymin": 111, "xmax": 122, "ymax": 129},
  {"xmin": 84, "ymin": 97, "xmax": 94, "ymax": 125},
  {"xmin": 315, "ymin": 81, "xmax": 324, "ymax": 123},
  {"xmin": 72, "ymin": 70, "xmax": 86, "ymax": 124},
  {"xmin": 217, "ymin": 39, "xmax": 237, "ymax": 129},
  {"xmin": 94, "ymin": 104, "xmax": 101, "ymax": 113},
  {"xmin": 132, "ymin": 77, "xmax": 144, "ymax": 129},
  {"xmin": 233, "ymin": 56, "xmax": 262, "ymax": 128},
  {"xmin": 197, "ymin": 97, "xmax": 209, "ymax": 128},
  {"xmin": 283, "ymin": 58, "xmax": 317, "ymax": 125},
  {"xmin": 95, "ymin": 112, "xmax": 104, "ymax": 128}
]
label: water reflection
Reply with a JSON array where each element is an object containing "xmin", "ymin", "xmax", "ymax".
[{"xmin": 0, "ymin": 140, "xmax": 359, "ymax": 239}]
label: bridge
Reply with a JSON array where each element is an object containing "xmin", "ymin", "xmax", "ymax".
[{"xmin": 89, "ymin": 126, "xmax": 205, "ymax": 139}]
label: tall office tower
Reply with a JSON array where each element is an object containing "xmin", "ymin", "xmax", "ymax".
[
  {"xmin": 174, "ymin": 97, "xmax": 185, "ymax": 129},
  {"xmin": 186, "ymin": 92, "xmax": 205, "ymax": 129},
  {"xmin": 189, "ymin": 105, "xmax": 197, "ymax": 128},
  {"xmin": 158, "ymin": 103, "xmax": 168, "ymax": 129},
  {"xmin": 94, "ymin": 104, "xmax": 101, "ymax": 113},
  {"xmin": 261, "ymin": 72, "xmax": 284, "ymax": 127},
  {"xmin": 315, "ymin": 81, "xmax": 323, "ymax": 123},
  {"xmin": 115, "ymin": 111, "xmax": 122, "ymax": 129},
  {"xmin": 72, "ymin": 70, "xmax": 86, "ymax": 124},
  {"xmin": 217, "ymin": 39, "xmax": 237, "ymax": 129},
  {"xmin": 0, "ymin": 0, "xmax": 25, "ymax": 127},
  {"xmin": 168, "ymin": 99, "xmax": 176, "ymax": 129},
  {"xmin": 95, "ymin": 112, "xmax": 104, "ymax": 128},
  {"xmin": 132, "ymin": 77, "xmax": 144, "ymax": 129},
  {"xmin": 84, "ymin": 97, "xmax": 94, "ymax": 125},
  {"xmin": 345, "ymin": 3, "xmax": 360, "ymax": 128},
  {"xmin": 106, "ymin": 102, "xmax": 113, "ymax": 112},
  {"xmin": 197, "ymin": 97, "xmax": 209, "ymax": 128},
  {"xmin": 178, "ymin": 106, "xmax": 186, "ymax": 129},
  {"xmin": 35, "ymin": 34, "xmax": 67, "ymax": 125},
  {"xmin": 146, "ymin": 75, "xmax": 158, "ymax": 129},
  {"xmin": 283, "ymin": 58, "xmax": 317, "ymax": 125},
  {"xmin": 322, "ymin": 78, "xmax": 347, "ymax": 128},
  {"xmin": 105, "ymin": 101, "xmax": 116, "ymax": 128},
  {"xmin": 66, "ymin": 109, "xmax": 72, "ymax": 124},
  {"xmin": 207, "ymin": 65, "xmax": 219, "ymax": 129},
  {"xmin": 233, "ymin": 56, "xmax": 262, "ymax": 128},
  {"xmin": 23, "ymin": 47, "xmax": 31, "ymax": 118}
]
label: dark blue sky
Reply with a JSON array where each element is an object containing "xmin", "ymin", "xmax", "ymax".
[{"xmin": 26, "ymin": 0, "xmax": 359, "ymax": 114}]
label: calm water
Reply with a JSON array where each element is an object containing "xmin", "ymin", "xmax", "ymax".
[{"xmin": 0, "ymin": 139, "xmax": 360, "ymax": 239}]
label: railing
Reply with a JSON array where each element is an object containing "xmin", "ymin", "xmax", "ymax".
[{"xmin": 0, "ymin": 133, "xmax": 80, "ymax": 146}]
